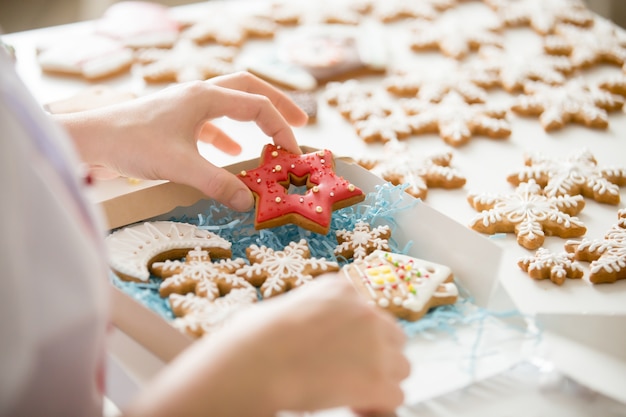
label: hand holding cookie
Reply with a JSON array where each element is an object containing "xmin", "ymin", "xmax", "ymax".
[{"xmin": 55, "ymin": 72, "xmax": 308, "ymax": 211}]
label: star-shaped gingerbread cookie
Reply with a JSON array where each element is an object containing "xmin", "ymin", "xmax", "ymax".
[
  {"xmin": 467, "ymin": 179, "xmax": 587, "ymax": 250},
  {"xmin": 507, "ymin": 148, "xmax": 626, "ymax": 205},
  {"xmin": 518, "ymin": 247, "xmax": 584, "ymax": 285},
  {"xmin": 564, "ymin": 208, "xmax": 626, "ymax": 284},
  {"xmin": 238, "ymin": 144, "xmax": 365, "ymax": 235},
  {"xmin": 237, "ymin": 239, "xmax": 339, "ymax": 298},
  {"xmin": 511, "ymin": 78, "xmax": 624, "ymax": 131}
]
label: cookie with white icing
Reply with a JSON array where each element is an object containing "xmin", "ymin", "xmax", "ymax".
[
  {"xmin": 518, "ymin": 247, "xmax": 583, "ymax": 286},
  {"xmin": 334, "ymin": 221, "xmax": 391, "ymax": 261},
  {"xmin": 343, "ymin": 250, "xmax": 458, "ymax": 321},
  {"xmin": 105, "ymin": 221, "xmax": 232, "ymax": 282}
]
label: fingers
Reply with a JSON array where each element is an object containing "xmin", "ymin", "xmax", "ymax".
[
  {"xmin": 197, "ymin": 121, "xmax": 242, "ymax": 156},
  {"xmin": 209, "ymin": 71, "xmax": 309, "ymax": 127}
]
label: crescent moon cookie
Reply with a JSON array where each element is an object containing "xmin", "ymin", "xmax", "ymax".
[
  {"xmin": 343, "ymin": 250, "xmax": 458, "ymax": 321},
  {"xmin": 237, "ymin": 239, "xmax": 340, "ymax": 299},
  {"xmin": 237, "ymin": 144, "xmax": 365, "ymax": 235},
  {"xmin": 105, "ymin": 221, "xmax": 232, "ymax": 282}
]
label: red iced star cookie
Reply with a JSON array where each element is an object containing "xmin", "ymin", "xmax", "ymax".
[{"xmin": 238, "ymin": 144, "xmax": 365, "ymax": 235}]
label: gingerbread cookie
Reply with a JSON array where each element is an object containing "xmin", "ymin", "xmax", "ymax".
[
  {"xmin": 511, "ymin": 78, "xmax": 624, "ymax": 131},
  {"xmin": 286, "ymin": 91, "xmax": 318, "ymax": 123},
  {"xmin": 401, "ymin": 92, "xmax": 512, "ymax": 147},
  {"xmin": 37, "ymin": 33, "xmax": 134, "ymax": 80},
  {"xmin": 353, "ymin": 112, "xmax": 413, "ymax": 143},
  {"xmin": 472, "ymin": 45, "xmax": 574, "ymax": 92},
  {"xmin": 334, "ymin": 221, "xmax": 391, "ymax": 261},
  {"xmin": 237, "ymin": 239, "xmax": 339, "ymax": 298},
  {"xmin": 358, "ymin": 142, "xmax": 466, "ymax": 200},
  {"xmin": 407, "ymin": 10, "xmax": 503, "ymax": 59},
  {"xmin": 237, "ymin": 145, "xmax": 365, "ymax": 235},
  {"xmin": 44, "ymin": 85, "xmax": 136, "ymax": 114},
  {"xmin": 468, "ymin": 179, "xmax": 587, "ymax": 250},
  {"xmin": 95, "ymin": 1, "xmax": 181, "ymax": 49},
  {"xmin": 597, "ymin": 72, "xmax": 626, "ymax": 97},
  {"xmin": 507, "ymin": 148, "xmax": 626, "ymax": 205},
  {"xmin": 518, "ymin": 247, "xmax": 584, "ymax": 286},
  {"xmin": 324, "ymin": 79, "xmax": 377, "ymax": 107},
  {"xmin": 372, "ymin": 0, "xmax": 451, "ymax": 23},
  {"xmin": 343, "ymin": 250, "xmax": 458, "ymax": 321},
  {"xmin": 484, "ymin": 0, "xmax": 593, "ymax": 35},
  {"xmin": 544, "ymin": 17, "xmax": 626, "ymax": 68},
  {"xmin": 181, "ymin": 12, "xmax": 277, "ymax": 47},
  {"xmin": 169, "ymin": 290, "xmax": 257, "ymax": 338},
  {"xmin": 105, "ymin": 221, "xmax": 232, "ymax": 282},
  {"xmin": 564, "ymin": 208, "xmax": 626, "ymax": 284},
  {"xmin": 137, "ymin": 39, "xmax": 237, "ymax": 83}
]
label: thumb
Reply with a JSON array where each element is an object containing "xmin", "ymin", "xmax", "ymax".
[{"xmin": 175, "ymin": 156, "xmax": 254, "ymax": 212}]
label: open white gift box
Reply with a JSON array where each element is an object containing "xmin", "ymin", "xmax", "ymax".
[{"xmin": 92, "ymin": 149, "xmax": 626, "ymax": 406}]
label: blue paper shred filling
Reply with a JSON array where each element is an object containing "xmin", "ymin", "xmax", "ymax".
[{"xmin": 109, "ymin": 183, "xmax": 529, "ymax": 341}]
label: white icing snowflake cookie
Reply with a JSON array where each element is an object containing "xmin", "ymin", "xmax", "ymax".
[
  {"xmin": 343, "ymin": 250, "xmax": 458, "ymax": 321},
  {"xmin": 511, "ymin": 78, "xmax": 624, "ymax": 131},
  {"xmin": 334, "ymin": 221, "xmax": 391, "ymax": 261},
  {"xmin": 105, "ymin": 221, "xmax": 232, "ymax": 282},
  {"xmin": 564, "ymin": 208, "xmax": 626, "ymax": 284},
  {"xmin": 507, "ymin": 148, "xmax": 626, "ymax": 205},
  {"xmin": 237, "ymin": 239, "xmax": 339, "ymax": 299},
  {"xmin": 518, "ymin": 247, "xmax": 583, "ymax": 286},
  {"xmin": 467, "ymin": 179, "xmax": 587, "ymax": 250}
]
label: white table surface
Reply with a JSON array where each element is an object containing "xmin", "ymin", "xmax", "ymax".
[{"xmin": 4, "ymin": 1, "xmax": 626, "ymax": 415}]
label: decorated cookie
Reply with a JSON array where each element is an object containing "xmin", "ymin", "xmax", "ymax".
[
  {"xmin": 237, "ymin": 239, "xmax": 339, "ymax": 298},
  {"xmin": 372, "ymin": 0, "xmax": 453, "ymax": 23},
  {"xmin": 237, "ymin": 144, "xmax": 365, "ymax": 235},
  {"xmin": 44, "ymin": 85, "xmax": 136, "ymax": 114},
  {"xmin": 518, "ymin": 247, "xmax": 584, "ymax": 286},
  {"xmin": 343, "ymin": 250, "xmax": 458, "ymax": 321},
  {"xmin": 467, "ymin": 179, "xmax": 587, "ymax": 250},
  {"xmin": 334, "ymin": 221, "xmax": 392, "ymax": 261},
  {"xmin": 169, "ymin": 290, "xmax": 257, "ymax": 338},
  {"xmin": 181, "ymin": 12, "xmax": 277, "ymax": 47},
  {"xmin": 511, "ymin": 78, "xmax": 624, "ymax": 131},
  {"xmin": 597, "ymin": 72, "xmax": 626, "ymax": 97},
  {"xmin": 472, "ymin": 45, "xmax": 574, "ymax": 92},
  {"xmin": 401, "ymin": 92, "xmax": 512, "ymax": 147},
  {"xmin": 383, "ymin": 61, "xmax": 492, "ymax": 103},
  {"xmin": 507, "ymin": 148, "xmax": 626, "ymax": 205},
  {"xmin": 407, "ymin": 10, "xmax": 503, "ymax": 59},
  {"xmin": 137, "ymin": 39, "xmax": 237, "ymax": 83},
  {"xmin": 544, "ymin": 17, "xmax": 626, "ymax": 68},
  {"xmin": 358, "ymin": 142, "xmax": 466, "ymax": 199},
  {"xmin": 37, "ymin": 33, "xmax": 134, "ymax": 80},
  {"xmin": 105, "ymin": 221, "xmax": 232, "ymax": 282},
  {"xmin": 484, "ymin": 0, "xmax": 593, "ymax": 35},
  {"xmin": 353, "ymin": 111, "xmax": 414, "ymax": 143},
  {"xmin": 95, "ymin": 1, "xmax": 181, "ymax": 49},
  {"xmin": 564, "ymin": 208, "xmax": 626, "ymax": 284}
]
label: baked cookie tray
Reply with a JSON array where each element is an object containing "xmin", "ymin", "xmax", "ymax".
[{"xmin": 92, "ymin": 149, "xmax": 544, "ymax": 403}]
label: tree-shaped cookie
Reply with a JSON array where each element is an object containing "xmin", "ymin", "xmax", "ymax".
[
  {"xmin": 237, "ymin": 239, "xmax": 339, "ymax": 298},
  {"xmin": 467, "ymin": 179, "xmax": 587, "ymax": 250},
  {"xmin": 471, "ymin": 45, "xmax": 574, "ymax": 92},
  {"xmin": 137, "ymin": 39, "xmax": 237, "ymax": 83},
  {"xmin": 544, "ymin": 17, "xmax": 626, "ymax": 68},
  {"xmin": 484, "ymin": 0, "xmax": 593, "ymax": 35},
  {"xmin": 507, "ymin": 148, "xmax": 626, "ymax": 205},
  {"xmin": 334, "ymin": 221, "xmax": 392, "ymax": 261},
  {"xmin": 564, "ymin": 208, "xmax": 626, "ymax": 284},
  {"xmin": 401, "ymin": 92, "xmax": 511, "ymax": 147},
  {"xmin": 511, "ymin": 78, "xmax": 624, "ymax": 131},
  {"xmin": 358, "ymin": 142, "xmax": 466, "ymax": 199},
  {"xmin": 518, "ymin": 247, "xmax": 583, "ymax": 285},
  {"xmin": 408, "ymin": 9, "xmax": 503, "ymax": 59}
]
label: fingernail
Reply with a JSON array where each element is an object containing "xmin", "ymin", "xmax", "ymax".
[{"xmin": 229, "ymin": 189, "xmax": 254, "ymax": 211}]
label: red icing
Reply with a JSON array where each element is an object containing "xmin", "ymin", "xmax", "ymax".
[{"xmin": 238, "ymin": 144, "xmax": 364, "ymax": 232}]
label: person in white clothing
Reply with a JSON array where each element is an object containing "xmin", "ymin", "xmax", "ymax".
[{"xmin": 0, "ymin": 42, "xmax": 409, "ymax": 417}]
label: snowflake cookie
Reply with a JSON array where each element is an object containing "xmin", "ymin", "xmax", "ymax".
[
  {"xmin": 334, "ymin": 221, "xmax": 392, "ymax": 261},
  {"xmin": 342, "ymin": 250, "xmax": 458, "ymax": 321},
  {"xmin": 564, "ymin": 208, "xmax": 626, "ymax": 284},
  {"xmin": 353, "ymin": 111, "xmax": 414, "ymax": 143},
  {"xmin": 372, "ymin": 0, "xmax": 454, "ymax": 23},
  {"xmin": 507, "ymin": 148, "xmax": 626, "ymax": 205},
  {"xmin": 180, "ymin": 11, "xmax": 277, "ymax": 47},
  {"xmin": 518, "ymin": 247, "xmax": 583, "ymax": 286},
  {"xmin": 511, "ymin": 78, "xmax": 624, "ymax": 131},
  {"xmin": 401, "ymin": 92, "xmax": 511, "ymax": 147},
  {"xmin": 237, "ymin": 239, "xmax": 340, "ymax": 298},
  {"xmin": 358, "ymin": 142, "xmax": 466, "ymax": 199},
  {"xmin": 105, "ymin": 221, "xmax": 232, "ymax": 282},
  {"xmin": 484, "ymin": 0, "xmax": 593, "ymax": 35},
  {"xmin": 467, "ymin": 179, "xmax": 587, "ymax": 250}
]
